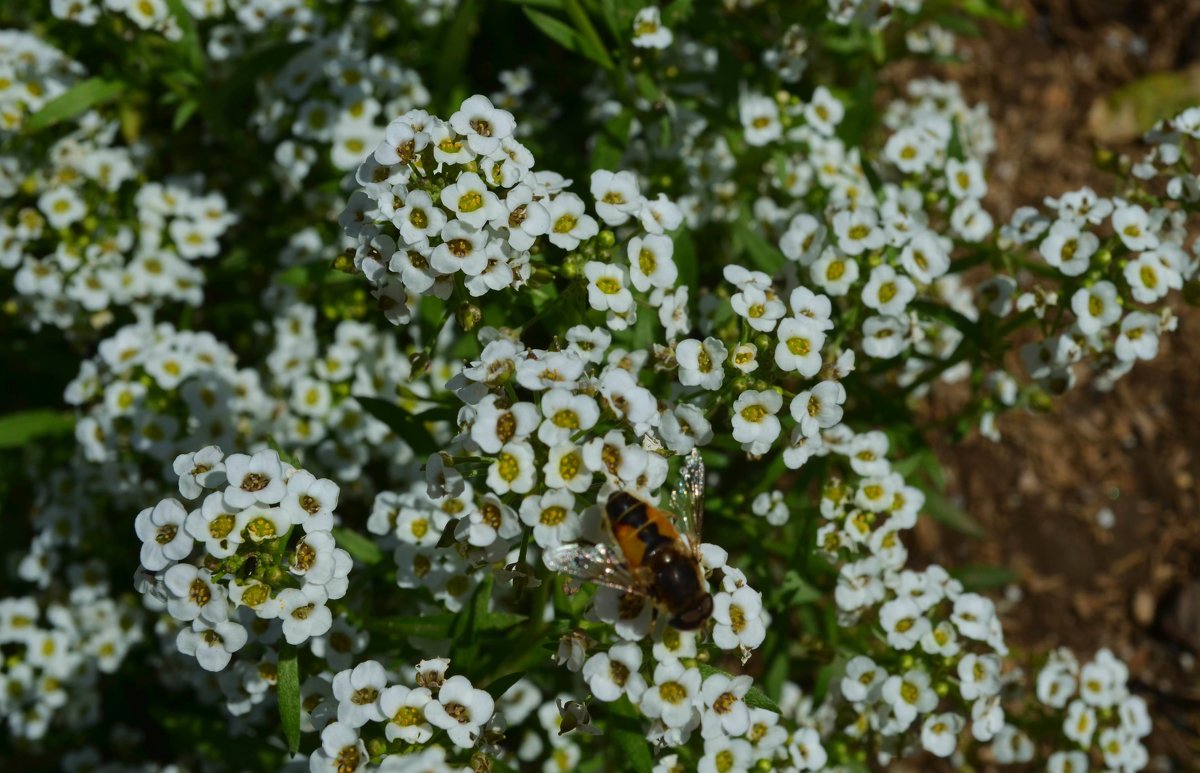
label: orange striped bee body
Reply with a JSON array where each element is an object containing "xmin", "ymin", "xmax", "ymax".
[{"xmin": 544, "ymin": 450, "xmax": 712, "ymax": 631}]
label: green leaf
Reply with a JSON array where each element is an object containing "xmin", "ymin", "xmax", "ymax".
[
  {"xmin": 501, "ymin": 0, "xmax": 563, "ymax": 7},
  {"xmin": 922, "ymin": 488, "xmax": 984, "ymax": 538},
  {"xmin": 609, "ymin": 697, "xmax": 654, "ymax": 773},
  {"xmin": 367, "ymin": 613, "xmax": 456, "ymax": 639},
  {"xmin": 591, "ymin": 109, "xmax": 633, "ymax": 173},
  {"xmin": 953, "ymin": 564, "xmax": 1017, "ymax": 591},
  {"xmin": 696, "ymin": 663, "xmax": 781, "ymax": 713},
  {"xmin": 523, "ymin": 8, "xmax": 584, "ymax": 55},
  {"xmin": 674, "ymin": 227, "xmax": 698, "ymax": 296},
  {"xmin": 733, "ymin": 218, "xmax": 786, "ymax": 275},
  {"xmin": 777, "ymin": 571, "xmax": 823, "ymax": 606},
  {"xmin": 164, "ymin": 0, "xmax": 205, "ymax": 72},
  {"xmin": 0, "ymin": 409, "xmax": 75, "ymax": 449},
  {"xmin": 277, "ymin": 644, "xmax": 301, "ymax": 755},
  {"xmin": 479, "ymin": 610, "xmax": 530, "ymax": 632},
  {"xmin": 331, "ymin": 527, "xmax": 383, "ymax": 566},
  {"xmin": 25, "ymin": 78, "xmax": 125, "ymax": 132},
  {"xmin": 354, "ymin": 396, "xmax": 442, "ymax": 457},
  {"xmin": 562, "ymin": 0, "xmax": 615, "ymax": 70},
  {"xmin": 484, "ymin": 670, "xmax": 528, "ymax": 700}
]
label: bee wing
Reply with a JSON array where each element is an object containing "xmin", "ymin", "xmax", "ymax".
[
  {"xmin": 668, "ymin": 449, "xmax": 705, "ymax": 552},
  {"xmin": 542, "ymin": 542, "xmax": 648, "ymax": 596}
]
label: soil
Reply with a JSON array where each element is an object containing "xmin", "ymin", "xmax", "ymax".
[{"xmin": 905, "ymin": 0, "xmax": 1200, "ymax": 766}]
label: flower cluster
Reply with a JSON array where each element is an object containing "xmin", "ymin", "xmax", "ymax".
[
  {"xmin": 0, "ymin": 30, "xmax": 82, "ymax": 134},
  {"xmin": 308, "ymin": 658, "xmax": 494, "ymax": 771},
  {"xmin": 253, "ymin": 29, "xmax": 430, "ymax": 190},
  {"xmin": 135, "ymin": 446, "xmax": 350, "ymax": 672},
  {"xmin": 342, "ymin": 95, "xmax": 682, "ymax": 331},
  {"xmin": 1036, "ymin": 648, "xmax": 1151, "ymax": 771},
  {"xmin": 0, "ymin": 585, "xmax": 143, "ymax": 741},
  {"xmin": 1, "ymin": 119, "xmax": 234, "ymax": 333}
]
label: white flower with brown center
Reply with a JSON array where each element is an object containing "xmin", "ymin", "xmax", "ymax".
[
  {"xmin": 423, "ymin": 674, "xmax": 495, "ymax": 748},
  {"xmin": 333, "ymin": 660, "xmax": 388, "ymax": 728}
]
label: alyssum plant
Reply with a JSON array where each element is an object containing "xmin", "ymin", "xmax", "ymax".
[{"xmin": 0, "ymin": 1, "xmax": 1191, "ymax": 771}]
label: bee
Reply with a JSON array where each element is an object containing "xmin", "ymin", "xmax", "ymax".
[{"xmin": 544, "ymin": 449, "xmax": 712, "ymax": 630}]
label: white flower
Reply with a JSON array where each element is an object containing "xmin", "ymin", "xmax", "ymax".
[
  {"xmin": 394, "ymin": 190, "xmax": 446, "ymax": 246},
  {"xmin": 640, "ymin": 660, "xmax": 701, "ymax": 729},
  {"xmin": 881, "ymin": 669, "xmax": 938, "ymax": 730},
  {"xmin": 810, "ymin": 249, "xmax": 860, "ymax": 296},
  {"xmin": 900, "ymin": 230, "xmax": 951, "ymax": 283},
  {"xmin": 584, "ymin": 261, "xmax": 634, "ymax": 313},
  {"xmin": 518, "ymin": 489, "xmax": 579, "ymax": 548},
  {"xmin": 591, "ymin": 170, "xmax": 641, "ymax": 226},
  {"xmin": 804, "ymin": 86, "xmax": 844, "ymax": 136},
  {"xmin": 163, "ymin": 564, "xmax": 227, "ymax": 623},
  {"xmin": 290, "ymin": 531, "xmax": 340, "ymax": 587},
  {"xmin": 235, "ymin": 504, "xmax": 289, "ymax": 544},
  {"xmin": 1063, "ymin": 699, "xmax": 1096, "ymax": 747},
  {"xmin": 740, "ymin": 94, "xmax": 781, "ymax": 146},
  {"xmin": 711, "ymin": 586, "xmax": 766, "ymax": 650},
  {"xmin": 333, "ymin": 660, "xmax": 388, "ymax": 728},
  {"xmin": 731, "ymin": 389, "xmax": 782, "ymax": 455},
  {"xmin": 176, "ymin": 618, "xmax": 247, "ymax": 672},
  {"xmin": 223, "ymin": 450, "xmax": 286, "ymax": 508},
  {"xmin": 958, "ymin": 653, "xmax": 1001, "ymax": 700},
  {"xmin": 662, "ymin": 335, "xmax": 722, "ymax": 392},
  {"xmin": 135, "ymin": 498, "xmax": 193, "ymax": 571},
  {"xmin": 441, "ymin": 171, "xmax": 504, "ymax": 229},
  {"xmin": 731, "ymin": 286, "xmax": 786, "ymax": 332},
  {"xmin": 789, "ymin": 286, "xmax": 833, "ymax": 329},
  {"xmin": 449, "ymin": 94, "xmax": 516, "ymax": 156},
  {"xmin": 38, "ymin": 187, "xmax": 86, "ymax": 229},
  {"xmin": 172, "ymin": 446, "xmax": 226, "ymax": 499},
  {"xmin": 946, "ymin": 158, "xmax": 986, "ymax": 199},
  {"xmin": 659, "ymin": 404, "xmax": 713, "ymax": 455},
  {"xmin": 788, "ymin": 727, "xmax": 827, "ymax": 770},
  {"xmin": 773, "ymin": 317, "xmax": 825, "ymax": 376},
  {"xmin": 1123, "ymin": 252, "xmax": 1172, "ymax": 303},
  {"xmin": 628, "ymin": 234, "xmax": 677, "ymax": 292},
  {"xmin": 487, "ymin": 441, "xmax": 537, "ymax": 495},
  {"xmin": 1047, "ymin": 750, "xmax": 1089, "ymax": 773},
  {"xmin": 791, "ymin": 380, "xmax": 845, "ymax": 438},
  {"xmin": 547, "ymin": 193, "xmax": 598, "ymax": 250},
  {"xmin": 281, "ymin": 471, "xmax": 340, "ymax": 533},
  {"xmin": 832, "ymin": 208, "xmax": 885, "ymax": 256},
  {"xmin": 431, "ymin": 220, "xmax": 490, "ymax": 276},
  {"xmin": 1040, "ymin": 220, "xmax": 1099, "ymax": 276},
  {"xmin": 424, "ymin": 674, "xmax": 495, "ymax": 748},
  {"xmin": 1070, "ymin": 281, "xmax": 1121, "ymax": 334},
  {"xmin": 1036, "ymin": 660, "xmax": 1077, "ymax": 709},
  {"xmin": 862, "ymin": 264, "xmax": 916, "ymax": 316},
  {"xmin": 277, "ymin": 585, "xmax": 333, "ymax": 645},
  {"xmin": 380, "ymin": 685, "xmax": 434, "ymax": 743},
  {"xmin": 582, "ymin": 642, "xmax": 647, "ymax": 703},
  {"xmin": 879, "ymin": 597, "xmax": 930, "ymax": 651},
  {"xmin": 1112, "ymin": 204, "xmax": 1158, "ymax": 251},
  {"xmin": 473, "ymin": 395, "xmax": 541, "ymax": 453},
  {"xmin": 951, "ymin": 593, "xmax": 995, "ymax": 641},
  {"xmin": 862, "ymin": 315, "xmax": 909, "ymax": 358},
  {"xmin": 312, "ymin": 722, "xmax": 366, "ymax": 773},
  {"xmin": 631, "ymin": 6, "xmax": 673, "ymax": 49},
  {"xmin": 497, "ymin": 184, "xmax": 550, "ymax": 251},
  {"xmin": 840, "ymin": 655, "xmax": 884, "ymax": 702},
  {"xmin": 184, "ymin": 491, "xmax": 243, "ymax": 559},
  {"xmin": 1114, "ymin": 311, "xmax": 1159, "ymax": 361},
  {"xmin": 544, "ymin": 442, "xmax": 591, "ymax": 492},
  {"xmin": 921, "ymin": 712, "xmax": 964, "ymax": 758},
  {"xmin": 699, "ymin": 672, "xmax": 752, "ymax": 739}
]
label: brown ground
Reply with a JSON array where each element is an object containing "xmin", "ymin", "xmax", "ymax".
[{"xmin": 909, "ymin": 0, "xmax": 1200, "ymax": 766}]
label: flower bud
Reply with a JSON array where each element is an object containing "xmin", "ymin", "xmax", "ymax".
[
  {"xmin": 562, "ymin": 253, "xmax": 584, "ymax": 279},
  {"xmin": 456, "ymin": 302, "xmax": 482, "ymax": 331},
  {"xmin": 753, "ymin": 333, "xmax": 771, "ymax": 351},
  {"xmin": 598, "ymin": 229, "xmax": 616, "ymax": 248}
]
